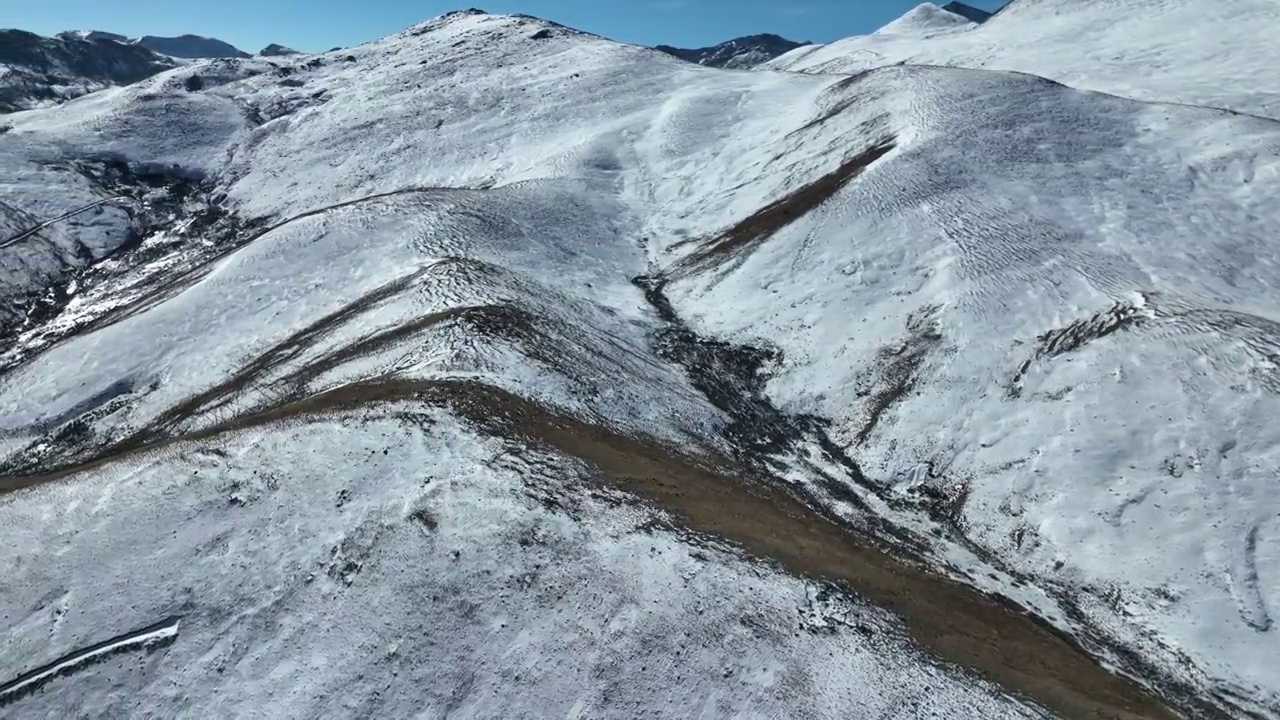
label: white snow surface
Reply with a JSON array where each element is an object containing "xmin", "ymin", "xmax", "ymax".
[
  {"xmin": 875, "ymin": 3, "xmax": 976, "ymax": 35},
  {"xmin": 766, "ymin": 0, "xmax": 1280, "ymax": 119},
  {"xmin": 1, "ymin": 7, "xmax": 1279, "ymax": 716},
  {"xmin": 0, "ymin": 416, "xmax": 1036, "ymax": 718}
]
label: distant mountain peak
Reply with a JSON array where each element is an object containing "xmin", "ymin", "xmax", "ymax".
[
  {"xmin": 655, "ymin": 33, "xmax": 809, "ymax": 70},
  {"xmin": 134, "ymin": 34, "xmax": 249, "ymax": 59},
  {"xmin": 876, "ymin": 3, "xmax": 976, "ymax": 35}
]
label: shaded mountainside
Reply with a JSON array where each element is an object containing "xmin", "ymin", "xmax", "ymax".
[
  {"xmin": 655, "ymin": 33, "xmax": 808, "ymax": 69},
  {"xmin": 942, "ymin": 2, "xmax": 996, "ymax": 23},
  {"xmin": 0, "ymin": 29, "xmax": 178, "ymax": 112},
  {"xmin": 134, "ymin": 34, "xmax": 250, "ymax": 59},
  {"xmin": 876, "ymin": 3, "xmax": 977, "ymax": 35},
  {"xmin": 60, "ymin": 29, "xmax": 257, "ymax": 59}
]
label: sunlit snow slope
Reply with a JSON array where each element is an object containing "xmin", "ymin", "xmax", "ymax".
[
  {"xmin": 1, "ymin": 7, "xmax": 1278, "ymax": 719},
  {"xmin": 766, "ymin": 0, "xmax": 1280, "ymax": 119}
]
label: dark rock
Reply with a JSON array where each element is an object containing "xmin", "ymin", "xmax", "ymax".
[{"xmin": 941, "ymin": 2, "xmax": 994, "ymax": 23}]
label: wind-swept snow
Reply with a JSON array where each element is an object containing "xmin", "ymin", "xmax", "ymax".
[{"xmin": 1, "ymin": 7, "xmax": 1279, "ymax": 719}]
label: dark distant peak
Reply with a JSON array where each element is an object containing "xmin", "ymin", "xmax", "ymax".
[
  {"xmin": 259, "ymin": 43, "xmax": 300, "ymax": 57},
  {"xmin": 0, "ymin": 29, "xmax": 172, "ymax": 77},
  {"xmin": 655, "ymin": 33, "xmax": 808, "ymax": 70},
  {"xmin": 941, "ymin": 2, "xmax": 994, "ymax": 23},
  {"xmin": 732, "ymin": 33, "xmax": 796, "ymax": 44},
  {"xmin": 135, "ymin": 34, "xmax": 250, "ymax": 59}
]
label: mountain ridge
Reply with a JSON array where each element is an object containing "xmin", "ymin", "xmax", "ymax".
[
  {"xmin": 0, "ymin": 7, "xmax": 1278, "ymax": 720},
  {"xmin": 941, "ymin": 1, "xmax": 995, "ymax": 23}
]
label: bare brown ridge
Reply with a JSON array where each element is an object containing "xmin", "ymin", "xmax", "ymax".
[
  {"xmin": 2, "ymin": 378, "xmax": 1183, "ymax": 720},
  {"xmin": 669, "ymin": 138, "xmax": 895, "ymax": 277}
]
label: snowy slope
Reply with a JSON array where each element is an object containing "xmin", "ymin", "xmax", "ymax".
[
  {"xmin": 1, "ymin": 7, "xmax": 1279, "ymax": 718},
  {"xmin": 655, "ymin": 63, "xmax": 1280, "ymax": 715},
  {"xmin": 0, "ymin": 415, "xmax": 1039, "ymax": 719},
  {"xmin": 766, "ymin": 0, "xmax": 1280, "ymax": 119}
]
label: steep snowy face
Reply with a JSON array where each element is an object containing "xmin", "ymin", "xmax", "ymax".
[
  {"xmin": 655, "ymin": 33, "xmax": 807, "ymax": 69},
  {"xmin": 1, "ymin": 8, "xmax": 1279, "ymax": 720},
  {"xmin": 765, "ymin": 0, "xmax": 1280, "ymax": 119},
  {"xmin": 0, "ymin": 29, "xmax": 178, "ymax": 112}
]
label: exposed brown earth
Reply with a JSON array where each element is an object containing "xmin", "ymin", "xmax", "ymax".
[{"xmin": 669, "ymin": 137, "xmax": 896, "ymax": 276}]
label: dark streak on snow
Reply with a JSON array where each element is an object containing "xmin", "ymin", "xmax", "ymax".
[
  {"xmin": 0, "ymin": 616, "xmax": 180, "ymax": 706},
  {"xmin": 1007, "ymin": 299, "xmax": 1148, "ymax": 398},
  {"xmin": 668, "ymin": 138, "xmax": 895, "ymax": 277}
]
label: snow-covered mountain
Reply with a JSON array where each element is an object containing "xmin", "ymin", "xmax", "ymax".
[
  {"xmin": 765, "ymin": 0, "xmax": 1280, "ymax": 119},
  {"xmin": 1, "ymin": 6, "xmax": 1279, "ymax": 720},
  {"xmin": 655, "ymin": 33, "xmax": 806, "ymax": 69},
  {"xmin": 874, "ymin": 3, "xmax": 977, "ymax": 35},
  {"xmin": 1, "ymin": 27, "xmax": 261, "ymax": 114},
  {"xmin": 0, "ymin": 29, "xmax": 178, "ymax": 112},
  {"xmin": 941, "ymin": 1, "xmax": 995, "ymax": 23}
]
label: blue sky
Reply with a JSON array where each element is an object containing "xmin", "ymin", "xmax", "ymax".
[{"xmin": 11, "ymin": 1, "xmax": 1005, "ymax": 54}]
